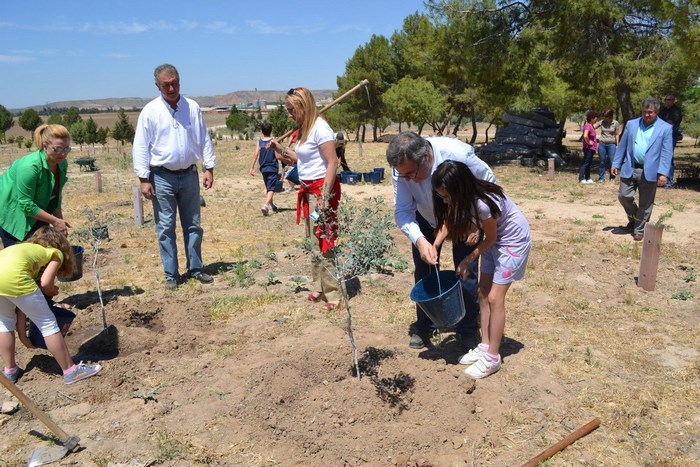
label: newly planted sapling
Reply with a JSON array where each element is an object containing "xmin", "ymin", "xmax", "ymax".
[{"xmin": 302, "ymin": 195, "xmax": 403, "ymax": 379}]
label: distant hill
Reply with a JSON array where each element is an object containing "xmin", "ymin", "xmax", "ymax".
[{"xmin": 17, "ymin": 90, "xmax": 336, "ymax": 112}]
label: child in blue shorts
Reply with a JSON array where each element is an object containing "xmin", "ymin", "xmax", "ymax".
[{"xmin": 249, "ymin": 122, "xmax": 282, "ymax": 216}]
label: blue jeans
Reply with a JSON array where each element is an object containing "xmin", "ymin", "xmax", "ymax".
[
  {"xmin": 0, "ymin": 226, "xmax": 21, "ymax": 248},
  {"xmin": 150, "ymin": 167, "xmax": 204, "ymax": 280},
  {"xmin": 412, "ymin": 213, "xmax": 480, "ymax": 336},
  {"xmin": 597, "ymin": 143, "xmax": 616, "ymax": 181},
  {"xmin": 579, "ymin": 148, "xmax": 595, "ymax": 181}
]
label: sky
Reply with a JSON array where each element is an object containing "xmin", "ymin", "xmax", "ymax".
[{"xmin": 0, "ymin": 0, "xmax": 427, "ymax": 110}]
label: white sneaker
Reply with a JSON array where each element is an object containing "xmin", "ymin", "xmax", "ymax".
[
  {"xmin": 579, "ymin": 180, "xmax": 588, "ymax": 184},
  {"xmin": 459, "ymin": 346, "xmax": 488, "ymax": 365},
  {"xmin": 465, "ymin": 355, "xmax": 501, "ymax": 379},
  {"xmin": 586, "ymin": 179, "xmax": 595, "ymax": 184},
  {"xmin": 261, "ymin": 204, "xmax": 270, "ymax": 216}
]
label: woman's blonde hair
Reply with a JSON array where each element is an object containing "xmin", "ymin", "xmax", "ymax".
[
  {"xmin": 285, "ymin": 87, "xmax": 323, "ymax": 144},
  {"xmin": 34, "ymin": 124, "xmax": 70, "ymax": 149},
  {"xmin": 25, "ymin": 225, "xmax": 75, "ymax": 277}
]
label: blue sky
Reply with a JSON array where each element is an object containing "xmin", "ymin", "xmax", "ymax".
[{"xmin": 0, "ymin": 0, "xmax": 427, "ymax": 110}]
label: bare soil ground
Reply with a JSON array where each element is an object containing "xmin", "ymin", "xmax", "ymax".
[{"xmin": 1, "ymin": 126, "xmax": 699, "ymax": 466}]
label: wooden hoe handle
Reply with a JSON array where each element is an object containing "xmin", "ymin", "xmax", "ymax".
[
  {"xmin": 276, "ymin": 79, "xmax": 370, "ymax": 143},
  {"xmin": 521, "ymin": 418, "xmax": 601, "ymax": 467},
  {"xmin": 0, "ymin": 376, "xmax": 80, "ymax": 450}
]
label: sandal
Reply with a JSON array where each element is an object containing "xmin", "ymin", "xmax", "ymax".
[
  {"xmin": 306, "ymin": 292, "xmax": 323, "ymax": 302},
  {"xmin": 321, "ymin": 302, "xmax": 339, "ymax": 311}
]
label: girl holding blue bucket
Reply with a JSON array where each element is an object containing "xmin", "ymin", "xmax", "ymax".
[
  {"xmin": 432, "ymin": 161, "xmax": 531, "ymax": 379},
  {"xmin": 0, "ymin": 226, "xmax": 102, "ymax": 384}
]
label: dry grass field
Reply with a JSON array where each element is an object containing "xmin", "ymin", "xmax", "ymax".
[{"xmin": 0, "ymin": 124, "xmax": 698, "ymax": 466}]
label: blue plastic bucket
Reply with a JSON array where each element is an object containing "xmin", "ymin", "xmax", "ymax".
[
  {"xmin": 362, "ymin": 172, "xmax": 374, "ymax": 182},
  {"xmin": 370, "ymin": 171, "xmax": 381, "ymax": 184},
  {"xmin": 373, "ymin": 167, "xmax": 385, "ymax": 180},
  {"xmin": 410, "ymin": 270, "xmax": 466, "ymax": 328},
  {"xmin": 28, "ymin": 304, "xmax": 77, "ymax": 349},
  {"xmin": 339, "ymin": 171, "xmax": 348, "ymax": 184},
  {"xmin": 346, "ymin": 174, "xmax": 357, "ymax": 185},
  {"xmin": 285, "ymin": 165, "xmax": 299, "ymax": 185},
  {"xmin": 58, "ymin": 245, "xmax": 84, "ymax": 282}
]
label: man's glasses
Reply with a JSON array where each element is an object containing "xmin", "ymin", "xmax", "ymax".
[
  {"xmin": 159, "ymin": 80, "xmax": 179, "ymax": 90},
  {"xmin": 50, "ymin": 146, "xmax": 72, "ymax": 154},
  {"xmin": 392, "ymin": 155, "xmax": 426, "ymax": 179}
]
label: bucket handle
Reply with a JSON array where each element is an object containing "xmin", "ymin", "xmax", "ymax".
[{"xmin": 434, "ymin": 263, "xmax": 442, "ymax": 295}]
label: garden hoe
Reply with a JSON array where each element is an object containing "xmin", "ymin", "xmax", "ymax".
[{"xmin": 0, "ymin": 376, "xmax": 80, "ymax": 465}]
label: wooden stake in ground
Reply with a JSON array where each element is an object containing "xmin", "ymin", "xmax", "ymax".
[
  {"xmin": 94, "ymin": 171, "xmax": 102, "ymax": 193},
  {"xmin": 521, "ymin": 418, "xmax": 600, "ymax": 467},
  {"xmin": 548, "ymin": 157, "xmax": 555, "ymax": 180},
  {"xmin": 132, "ymin": 186, "xmax": 143, "ymax": 226},
  {"xmin": 638, "ymin": 223, "xmax": 664, "ymax": 291}
]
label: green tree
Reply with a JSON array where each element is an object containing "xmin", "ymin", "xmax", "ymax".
[
  {"xmin": 336, "ymin": 34, "xmax": 397, "ymax": 142},
  {"xmin": 84, "ymin": 116, "xmax": 98, "ymax": 148},
  {"xmin": 246, "ymin": 108, "xmax": 263, "ymax": 139},
  {"xmin": 70, "ymin": 121, "xmax": 87, "ymax": 149},
  {"xmin": 423, "ymin": 2, "xmax": 525, "ymax": 139},
  {"xmin": 18, "ymin": 108, "xmax": 42, "ymax": 135},
  {"xmin": 112, "ymin": 109, "xmax": 135, "ymax": 149},
  {"xmin": 268, "ymin": 105, "xmax": 295, "ymax": 137},
  {"xmin": 47, "ymin": 111, "xmax": 63, "ymax": 125},
  {"xmin": 225, "ymin": 106, "xmax": 249, "ymax": 136},
  {"xmin": 0, "ymin": 104, "xmax": 14, "ymax": 143},
  {"xmin": 96, "ymin": 127, "xmax": 110, "ymax": 148},
  {"xmin": 431, "ymin": 0, "xmax": 700, "ymax": 124},
  {"xmin": 384, "ymin": 77, "xmax": 449, "ymax": 133},
  {"xmin": 63, "ymin": 107, "xmax": 82, "ymax": 128}
]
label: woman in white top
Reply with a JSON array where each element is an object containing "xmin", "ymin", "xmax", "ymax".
[{"xmin": 269, "ymin": 87, "xmax": 341, "ymax": 310}]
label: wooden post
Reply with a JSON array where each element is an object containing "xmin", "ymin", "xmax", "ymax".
[
  {"xmin": 548, "ymin": 158, "xmax": 555, "ymax": 180},
  {"xmin": 638, "ymin": 223, "xmax": 664, "ymax": 291},
  {"xmin": 358, "ymin": 141, "xmax": 364, "ymax": 159},
  {"xmin": 94, "ymin": 171, "xmax": 102, "ymax": 193},
  {"xmin": 132, "ymin": 186, "xmax": 143, "ymax": 226}
]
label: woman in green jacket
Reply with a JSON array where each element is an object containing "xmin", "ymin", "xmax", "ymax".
[{"xmin": 0, "ymin": 124, "xmax": 72, "ymax": 247}]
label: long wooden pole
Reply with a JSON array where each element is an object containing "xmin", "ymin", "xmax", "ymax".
[
  {"xmin": 520, "ymin": 418, "xmax": 601, "ymax": 467},
  {"xmin": 0, "ymin": 376, "xmax": 80, "ymax": 451},
  {"xmin": 276, "ymin": 79, "xmax": 369, "ymax": 143}
]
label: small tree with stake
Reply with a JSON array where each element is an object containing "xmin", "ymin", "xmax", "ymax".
[{"xmin": 301, "ymin": 195, "xmax": 402, "ymax": 380}]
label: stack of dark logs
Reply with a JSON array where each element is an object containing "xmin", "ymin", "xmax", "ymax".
[{"xmin": 480, "ymin": 107, "xmax": 566, "ymax": 167}]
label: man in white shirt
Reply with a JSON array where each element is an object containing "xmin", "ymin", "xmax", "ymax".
[
  {"xmin": 387, "ymin": 132, "xmax": 495, "ymax": 349},
  {"xmin": 132, "ymin": 64, "xmax": 216, "ymax": 290}
]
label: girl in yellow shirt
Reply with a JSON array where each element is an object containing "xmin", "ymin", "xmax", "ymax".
[{"xmin": 0, "ymin": 226, "xmax": 102, "ymax": 384}]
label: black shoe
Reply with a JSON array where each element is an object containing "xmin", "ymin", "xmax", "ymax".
[
  {"xmin": 191, "ymin": 271, "xmax": 213, "ymax": 284},
  {"xmin": 624, "ymin": 220, "xmax": 634, "ymax": 232},
  {"xmin": 3, "ymin": 367, "xmax": 24, "ymax": 384},
  {"xmin": 409, "ymin": 333, "xmax": 426, "ymax": 349}
]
